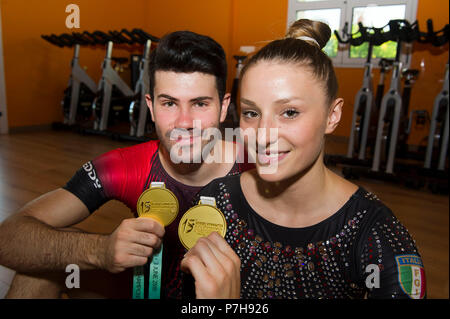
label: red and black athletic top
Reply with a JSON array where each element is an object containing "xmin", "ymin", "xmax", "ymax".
[{"xmin": 63, "ymin": 140, "xmax": 253, "ymax": 298}]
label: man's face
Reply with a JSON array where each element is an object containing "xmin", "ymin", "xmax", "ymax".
[{"xmin": 146, "ymin": 71, "xmax": 229, "ymax": 163}]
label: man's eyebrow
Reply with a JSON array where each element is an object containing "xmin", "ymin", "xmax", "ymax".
[
  {"xmin": 190, "ymin": 96, "xmax": 214, "ymax": 102},
  {"xmin": 157, "ymin": 94, "xmax": 179, "ymax": 102},
  {"xmin": 156, "ymin": 95, "xmax": 214, "ymax": 102}
]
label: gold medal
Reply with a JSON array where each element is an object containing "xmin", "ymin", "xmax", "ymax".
[
  {"xmin": 178, "ymin": 196, "xmax": 227, "ymax": 250},
  {"xmin": 137, "ymin": 182, "xmax": 179, "ymax": 226}
]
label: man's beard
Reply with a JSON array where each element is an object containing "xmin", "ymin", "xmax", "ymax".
[{"xmin": 156, "ymin": 123, "xmax": 220, "ymax": 165}]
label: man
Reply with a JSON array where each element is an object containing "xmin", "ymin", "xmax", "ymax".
[{"xmin": 0, "ymin": 31, "xmax": 251, "ymax": 299}]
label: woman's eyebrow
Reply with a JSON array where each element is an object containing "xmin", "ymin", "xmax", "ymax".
[
  {"xmin": 240, "ymin": 98, "xmax": 257, "ymax": 107},
  {"xmin": 241, "ymin": 97, "xmax": 304, "ymax": 107},
  {"xmin": 273, "ymin": 97, "xmax": 303, "ymax": 105}
]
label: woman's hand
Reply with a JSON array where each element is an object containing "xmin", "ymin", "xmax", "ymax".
[{"xmin": 180, "ymin": 232, "xmax": 241, "ymax": 299}]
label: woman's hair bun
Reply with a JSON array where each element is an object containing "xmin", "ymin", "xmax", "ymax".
[{"xmin": 285, "ymin": 19, "xmax": 331, "ymax": 49}]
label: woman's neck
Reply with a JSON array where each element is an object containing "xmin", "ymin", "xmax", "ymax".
[
  {"xmin": 258, "ymin": 158, "xmax": 330, "ymax": 213},
  {"xmin": 243, "ymin": 154, "xmax": 355, "ymax": 228}
]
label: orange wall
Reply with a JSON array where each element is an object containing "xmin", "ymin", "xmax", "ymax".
[
  {"xmin": 140, "ymin": 0, "xmax": 234, "ymax": 94},
  {"xmin": 1, "ymin": 0, "xmax": 448, "ymax": 146}
]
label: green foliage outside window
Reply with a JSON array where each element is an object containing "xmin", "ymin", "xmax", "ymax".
[
  {"xmin": 349, "ymin": 24, "xmax": 398, "ymax": 59},
  {"xmin": 323, "ymin": 33, "xmax": 338, "ymax": 58}
]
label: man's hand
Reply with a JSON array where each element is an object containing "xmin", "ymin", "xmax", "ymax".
[
  {"xmin": 180, "ymin": 232, "xmax": 241, "ymax": 299},
  {"xmin": 102, "ymin": 217, "xmax": 165, "ymax": 273}
]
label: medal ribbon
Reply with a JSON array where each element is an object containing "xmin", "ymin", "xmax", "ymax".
[
  {"xmin": 132, "ymin": 264, "xmax": 144, "ymax": 299},
  {"xmin": 148, "ymin": 243, "xmax": 163, "ymax": 299},
  {"xmin": 132, "ymin": 182, "xmax": 166, "ymax": 299}
]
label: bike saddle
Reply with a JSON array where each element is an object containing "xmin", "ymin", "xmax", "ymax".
[
  {"xmin": 111, "ymin": 57, "xmax": 129, "ymax": 64},
  {"xmin": 379, "ymin": 58, "xmax": 394, "ymax": 69},
  {"xmin": 402, "ymin": 69, "xmax": 420, "ymax": 80}
]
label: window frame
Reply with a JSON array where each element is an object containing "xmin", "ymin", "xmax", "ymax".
[{"xmin": 286, "ymin": 0, "xmax": 419, "ymax": 68}]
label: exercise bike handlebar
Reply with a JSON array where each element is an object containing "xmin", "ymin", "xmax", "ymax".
[
  {"xmin": 71, "ymin": 32, "xmax": 95, "ymax": 45},
  {"xmin": 58, "ymin": 33, "xmax": 77, "ymax": 47},
  {"xmin": 92, "ymin": 31, "xmax": 115, "ymax": 44},
  {"xmin": 386, "ymin": 19, "xmax": 419, "ymax": 43},
  {"xmin": 41, "ymin": 34, "xmax": 66, "ymax": 47},
  {"xmin": 334, "ymin": 22, "xmax": 366, "ymax": 46},
  {"xmin": 81, "ymin": 31, "xmax": 100, "ymax": 45},
  {"xmin": 120, "ymin": 29, "xmax": 142, "ymax": 44},
  {"xmin": 80, "ymin": 31, "xmax": 106, "ymax": 45},
  {"xmin": 379, "ymin": 58, "xmax": 394, "ymax": 69},
  {"xmin": 131, "ymin": 29, "xmax": 160, "ymax": 43},
  {"xmin": 108, "ymin": 30, "xmax": 134, "ymax": 44},
  {"xmin": 42, "ymin": 29, "xmax": 160, "ymax": 47},
  {"xmin": 334, "ymin": 22, "xmax": 387, "ymax": 47},
  {"xmin": 426, "ymin": 20, "xmax": 450, "ymax": 47}
]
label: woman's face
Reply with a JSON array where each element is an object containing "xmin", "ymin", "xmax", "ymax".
[{"xmin": 239, "ymin": 60, "xmax": 342, "ymax": 182}]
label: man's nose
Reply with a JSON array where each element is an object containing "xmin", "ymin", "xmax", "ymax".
[{"xmin": 175, "ymin": 107, "xmax": 194, "ymax": 129}]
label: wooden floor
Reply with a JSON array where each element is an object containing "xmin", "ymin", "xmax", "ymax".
[{"xmin": 0, "ymin": 130, "xmax": 448, "ymax": 299}]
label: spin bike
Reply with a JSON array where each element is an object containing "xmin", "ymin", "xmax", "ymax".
[
  {"xmin": 42, "ymin": 33, "xmax": 97, "ymax": 127},
  {"xmin": 371, "ymin": 20, "xmax": 418, "ymax": 174},
  {"xmin": 337, "ymin": 20, "xmax": 421, "ymax": 182},
  {"xmin": 423, "ymin": 21, "xmax": 449, "ymax": 193},
  {"xmin": 325, "ymin": 23, "xmax": 389, "ymax": 168},
  {"xmin": 63, "ymin": 38, "xmax": 98, "ymax": 126},
  {"xmin": 343, "ymin": 23, "xmax": 386, "ymax": 161},
  {"xmin": 374, "ymin": 59, "xmax": 394, "ymax": 116},
  {"xmin": 91, "ymin": 31, "xmax": 135, "ymax": 133},
  {"xmin": 127, "ymin": 29, "xmax": 159, "ymax": 139}
]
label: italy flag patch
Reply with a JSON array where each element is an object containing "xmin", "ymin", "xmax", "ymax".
[{"xmin": 395, "ymin": 254, "xmax": 426, "ymax": 299}]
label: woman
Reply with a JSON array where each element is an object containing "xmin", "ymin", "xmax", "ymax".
[{"xmin": 180, "ymin": 19, "xmax": 426, "ymax": 299}]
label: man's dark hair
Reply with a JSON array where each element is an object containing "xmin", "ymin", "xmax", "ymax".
[{"xmin": 148, "ymin": 31, "xmax": 227, "ymax": 102}]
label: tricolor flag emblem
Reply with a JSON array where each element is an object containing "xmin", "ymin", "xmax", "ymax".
[{"xmin": 395, "ymin": 254, "xmax": 426, "ymax": 299}]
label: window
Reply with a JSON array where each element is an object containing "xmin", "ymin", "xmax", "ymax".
[{"xmin": 287, "ymin": 0, "xmax": 418, "ymax": 67}]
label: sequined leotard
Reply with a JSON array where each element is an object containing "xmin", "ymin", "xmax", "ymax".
[{"xmin": 195, "ymin": 174, "xmax": 427, "ymax": 299}]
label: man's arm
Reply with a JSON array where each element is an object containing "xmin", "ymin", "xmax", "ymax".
[
  {"xmin": 0, "ymin": 188, "xmax": 165, "ymax": 274},
  {"xmin": 0, "ymin": 188, "xmax": 106, "ymax": 273}
]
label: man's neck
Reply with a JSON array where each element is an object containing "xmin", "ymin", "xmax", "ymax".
[{"xmin": 158, "ymin": 140, "xmax": 237, "ymax": 187}]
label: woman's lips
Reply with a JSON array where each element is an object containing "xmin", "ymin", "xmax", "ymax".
[{"xmin": 257, "ymin": 150, "xmax": 290, "ymax": 165}]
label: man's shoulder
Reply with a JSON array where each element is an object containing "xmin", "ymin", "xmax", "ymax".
[
  {"xmin": 93, "ymin": 139, "xmax": 160, "ymax": 171},
  {"xmin": 116, "ymin": 139, "xmax": 160, "ymax": 158}
]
